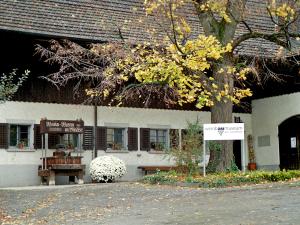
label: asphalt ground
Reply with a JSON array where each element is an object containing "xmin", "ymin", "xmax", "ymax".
[{"xmin": 1, "ymin": 181, "xmax": 300, "ymax": 225}]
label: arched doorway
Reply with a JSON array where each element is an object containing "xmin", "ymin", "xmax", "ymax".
[{"xmin": 278, "ymin": 115, "xmax": 300, "ymax": 170}]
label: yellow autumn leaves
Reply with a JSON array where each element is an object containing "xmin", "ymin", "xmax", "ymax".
[
  {"xmin": 86, "ymin": 0, "xmax": 254, "ymax": 108},
  {"xmin": 99, "ymin": 34, "xmax": 252, "ymax": 108},
  {"xmin": 145, "ymin": 0, "xmax": 231, "ymax": 23},
  {"xmin": 269, "ymin": 2, "xmax": 296, "ymax": 22},
  {"xmin": 199, "ymin": 0, "xmax": 231, "ymax": 23}
]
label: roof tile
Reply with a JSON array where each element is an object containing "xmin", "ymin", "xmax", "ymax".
[{"xmin": 0, "ymin": 0, "xmax": 297, "ymax": 55}]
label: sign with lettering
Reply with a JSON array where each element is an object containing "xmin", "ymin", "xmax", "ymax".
[
  {"xmin": 40, "ymin": 119, "xmax": 84, "ymax": 134},
  {"xmin": 291, "ymin": 137, "xmax": 296, "ymax": 148},
  {"xmin": 203, "ymin": 123, "xmax": 244, "ymax": 140}
]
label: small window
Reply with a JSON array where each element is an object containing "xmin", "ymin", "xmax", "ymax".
[
  {"xmin": 150, "ymin": 129, "xmax": 168, "ymax": 151},
  {"xmin": 9, "ymin": 124, "xmax": 30, "ymax": 149},
  {"xmin": 107, "ymin": 128, "xmax": 126, "ymax": 150},
  {"xmin": 258, "ymin": 135, "xmax": 270, "ymax": 147}
]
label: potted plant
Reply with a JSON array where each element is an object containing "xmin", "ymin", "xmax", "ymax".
[
  {"xmin": 67, "ymin": 143, "xmax": 74, "ymax": 150},
  {"xmin": 247, "ymin": 135, "xmax": 257, "ymax": 170},
  {"xmin": 112, "ymin": 143, "xmax": 122, "ymax": 150},
  {"xmin": 17, "ymin": 139, "xmax": 27, "ymax": 149}
]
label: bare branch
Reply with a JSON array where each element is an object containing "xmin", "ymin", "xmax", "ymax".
[
  {"xmin": 227, "ymin": 8, "xmax": 252, "ymax": 33},
  {"xmin": 168, "ymin": 2, "xmax": 185, "ymax": 54},
  {"xmin": 266, "ymin": 6, "xmax": 280, "ymax": 26},
  {"xmin": 241, "ymin": 20, "xmax": 252, "ymax": 33}
]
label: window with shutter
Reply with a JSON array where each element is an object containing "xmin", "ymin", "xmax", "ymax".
[
  {"xmin": 9, "ymin": 125, "xmax": 30, "ymax": 148},
  {"xmin": 140, "ymin": 128, "xmax": 150, "ymax": 151},
  {"xmin": 128, "ymin": 127, "xmax": 138, "ymax": 151},
  {"xmin": 106, "ymin": 128, "xmax": 126, "ymax": 150},
  {"xmin": 150, "ymin": 129, "xmax": 168, "ymax": 151},
  {"xmin": 0, "ymin": 123, "xmax": 8, "ymax": 149},
  {"xmin": 83, "ymin": 126, "xmax": 93, "ymax": 150},
  {"xmin": 59, "ymin": 134, "xmax": 80, "ymax": 149},
  {"xmin": 5, "ymin": 123, "xmax": 34, "ymax": 150}
]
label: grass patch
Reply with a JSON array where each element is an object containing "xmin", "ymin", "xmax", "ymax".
[
  {"xmin": 142, "ymin": 170, "xmax": 178, "ymax": 185},
  {"xmin": 141, "ymin": 170, "xmax": 300, "ymax": 188}
]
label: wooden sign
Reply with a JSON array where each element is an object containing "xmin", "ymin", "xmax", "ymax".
[{"xmin": 40, "ymin": 119, "xmax": 84, "ymax": 134}]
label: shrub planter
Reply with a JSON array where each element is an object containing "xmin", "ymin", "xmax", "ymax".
[
  {"xmin": 248, "ymin": 162, "xmax": 257, "ymax": 171},
  {"xmin": 89, "ymin": 155, "xmax": 126, "ymax": 183}
]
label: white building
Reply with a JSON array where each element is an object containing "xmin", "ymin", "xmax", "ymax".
[{"xmin": 0, "ymin": 101, "xmax": 253, "ymax": 187}]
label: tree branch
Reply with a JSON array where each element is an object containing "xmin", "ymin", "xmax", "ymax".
[
  {"xmin": 193, "ymin": 1, "xmax": 220, "ymax": 36},
  {"xmin": 241, "ymin": 20, "xmax": 252, "ymax": 33},
  {"xmin": 168, "ymin": 2, "xmax": 185, "ymax": 54},
  {"xmin": 219, "ymin": 0, "xmax": 248, "ymax": 44},
  {"xmin": 232, "ymin": 31, "xmax": 300, "ymax": 50}
]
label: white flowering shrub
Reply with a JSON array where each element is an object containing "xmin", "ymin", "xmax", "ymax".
[{"xmin": 89, "ymin": 155, "xmax": 126, "ymax": 182}]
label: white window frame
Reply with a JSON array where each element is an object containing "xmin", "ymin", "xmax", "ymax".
[
  {"xmin": 149, "ymin": 128, "xmax": 169, "ymax": 151},
  {"xmin": 106, "ymin": 127, "xmax": 128, "ymax": 151},
  {"xmin": 59, "ymin": 133, "xmax": 81, "ymax": 150},
  {"xmin": 7, "ymin": 120, "xmax": 34, "ymax": 150}
]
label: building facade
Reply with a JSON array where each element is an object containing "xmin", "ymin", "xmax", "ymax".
[{"xmin": 0, "ymin": 101, "xmax": 252, "ymax": 187}]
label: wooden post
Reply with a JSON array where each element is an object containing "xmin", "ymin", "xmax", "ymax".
[
  {"xmin": 93, "ymin": 102, "xmax": 98, "ymax": 159},
  {"xmin": 45, "ymin": 133, "xmax": 48, "ymax": 169}
]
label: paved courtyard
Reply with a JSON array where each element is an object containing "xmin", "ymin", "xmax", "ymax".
[{"xmin": 1, "ymin": 182, "xmax": 300, "ymax": 225}]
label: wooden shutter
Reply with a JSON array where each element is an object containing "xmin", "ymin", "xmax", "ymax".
[
  {"xmin": 169, "ymin": 129, "xmax": 179, "ymax": 148},
  {"xmin": 96, "ymin": 127, "xmax": 107, "ymax": 150},
  {"xmin": 48, "ymin": 134, "xmax": 59, "ymax": 149},
  {"xmin": 83, "ymin": 126, "xmax": 93, "ymax": 150},
  {"xmin": 128, "ymin": 128, "xmax": 138, "ymax": 151},
  {"xmin": 140, "ymin": 128, "xmax": 150, "ymax": 151},
  {"xmin": 0, "ymin": 123, "xmax": 8, "ymax": 149},
  {"xmin": 34, "ymin": 124, "xmax": 42, "ymax": 149},
  {"xmin": 181, "ymin": 129, "xmax": 188, "ymax": 140}
]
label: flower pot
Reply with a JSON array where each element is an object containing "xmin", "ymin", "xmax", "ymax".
[{"xmin": 248, "ymin": 162, "xmax": 257, "ymax": 171}]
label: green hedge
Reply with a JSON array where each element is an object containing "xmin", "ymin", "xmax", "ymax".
[{"xmin": 141, "ymin": 170, "xmax": 300, "ymax": 188}]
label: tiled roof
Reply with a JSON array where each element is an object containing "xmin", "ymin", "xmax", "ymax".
[{"xmin": 0, "ymin": 0, "xmax": 298, "ymax": 56}]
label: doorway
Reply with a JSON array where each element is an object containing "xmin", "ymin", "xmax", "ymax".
[
  {"xmin": 233, "ymin": 140, "xmax": 242, "ymax": 170},
  {"xmin": 278, "ymin": 115, "xmax": 300, "ymax": 170}
]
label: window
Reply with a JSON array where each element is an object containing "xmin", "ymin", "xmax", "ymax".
[
  {"xmin": 9, "ymin": 124, "xmax": 30, "ymax": 148},
  {"xmin": 59, "ymin": 134, "xmax": 79, "ymax": 149},
  {"xmin": 107, "ymin": 128, "xmax": 126, "ymax": 150},
  {"xmin": 150, "ymin": 129, "xmax": 168, "ymax": 151}
]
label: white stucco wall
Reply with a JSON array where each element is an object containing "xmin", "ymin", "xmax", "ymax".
[
  {"xmin": 252, "ymin": 92, "xmax": 300, "ymax": 169},
  {"xmin": 0, "ymin": 101, "xmax": 251, "ymax": 187}
]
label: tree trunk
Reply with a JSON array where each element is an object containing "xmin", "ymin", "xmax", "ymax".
[
  {"xmin": 195, "ymin": 0, "xmax": 247, "ymax": 173},
  {"xmin": 207, "ymin": 100, "xmax": 233, "ymax": 172},
  {"xmin": 207, "ymin": 57, "xmax": 234, "ymax": 172}
]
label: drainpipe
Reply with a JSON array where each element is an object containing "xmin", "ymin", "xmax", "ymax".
[{"xmin": 93, "ymin": 100, "xmax": 98, "ymax": 159}]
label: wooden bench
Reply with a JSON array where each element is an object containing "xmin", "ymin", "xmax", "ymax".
[{"xmin": 138, "ymin": 165, "xmax": 177, "ymax": 175}]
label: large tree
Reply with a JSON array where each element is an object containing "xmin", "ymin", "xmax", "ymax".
[{"xmin": 38, "ymin": 0, "xmax": 300, "ymax": 172}]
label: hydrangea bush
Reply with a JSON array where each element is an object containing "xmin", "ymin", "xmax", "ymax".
[{"xmin": 89, "ymin": 155, "xmax": 126, "ymax": 183}]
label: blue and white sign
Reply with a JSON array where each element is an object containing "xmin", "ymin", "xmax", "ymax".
[{"xmin": 203, "ymin": 123, "xmax": 244, "ymax": 141}]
